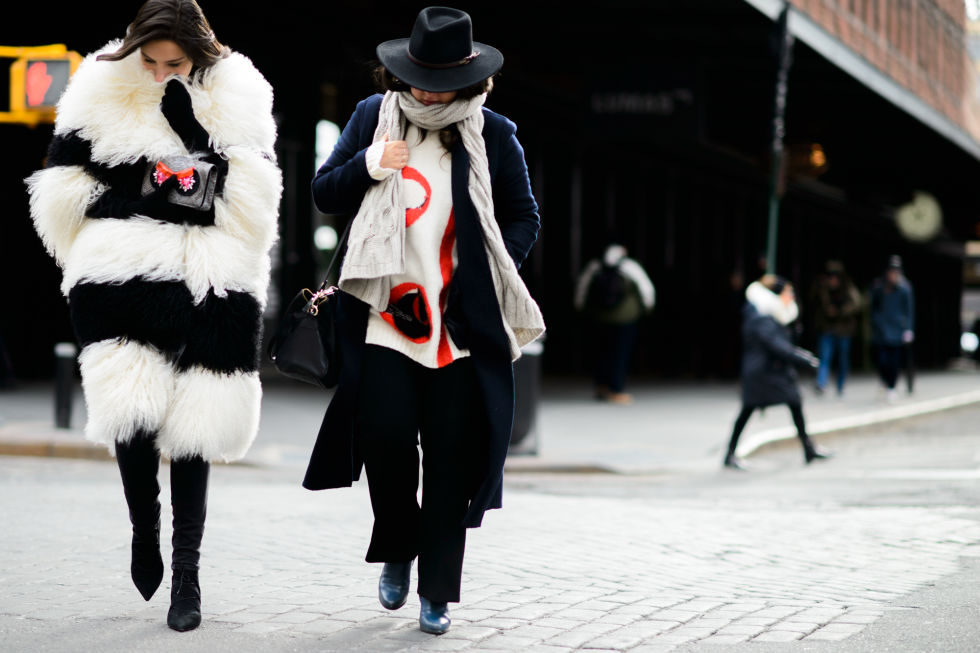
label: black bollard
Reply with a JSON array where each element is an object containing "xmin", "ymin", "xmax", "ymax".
[{"xmin": 54, "ymin": 342, "xmax": 77, "ymax": 429}]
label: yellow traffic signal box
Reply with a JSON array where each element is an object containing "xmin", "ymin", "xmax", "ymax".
[{"xmin": 1, "ymin": 45, "xmax": 81, "ymax": 126}]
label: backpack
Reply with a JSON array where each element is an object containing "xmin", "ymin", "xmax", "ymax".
[{"xmin": 588, "ymin": 262, "xmax": 628, "ymax": 310}]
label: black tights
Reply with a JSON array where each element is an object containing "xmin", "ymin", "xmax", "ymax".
[
  {"xmin": 726, "ymin": 402, "xmax": 810, "ymax": 456},
  {"xmin": 115, "ymin": 432, "xmax": 210, "ymax": 569}
]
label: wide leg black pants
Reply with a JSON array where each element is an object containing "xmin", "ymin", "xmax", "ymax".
[{"xmin": 355, "ymin": 345, "xmax": 487, "ymax": 603}]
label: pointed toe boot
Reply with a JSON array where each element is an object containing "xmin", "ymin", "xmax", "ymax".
[
  {"xmin": 131, "ymin": 519, "xmax": 164, "ymax": 601},
  {"xmin": 115, "ymin": 432, "xmax": 164, "ymax": 601},
  {"xmin": 379, "ymin": 561, "xmax": 412, "ymax": 610}
]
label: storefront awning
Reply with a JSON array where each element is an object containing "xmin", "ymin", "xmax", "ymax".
[{"xmin": 742, "ymin": 0, "xmax": 980, "ymax": 162}]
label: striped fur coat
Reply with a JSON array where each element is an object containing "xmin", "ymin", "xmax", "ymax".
[{"xmin": 26, "ymin": 41, "xmax": 282, "ymax": 462}]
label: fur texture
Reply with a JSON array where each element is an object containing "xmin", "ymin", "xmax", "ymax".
[
  {"xmin": 746, "ymin": 281, "xmax": 799, "ymax": 326},
  {"xmin": 26, "ymin": 41, "xmax": 281, "ymax": 462}
]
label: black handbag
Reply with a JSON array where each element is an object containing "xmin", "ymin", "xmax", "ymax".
[{"xmin": 267, "ymin": 222, "xmax": 351, "ymax": 388}]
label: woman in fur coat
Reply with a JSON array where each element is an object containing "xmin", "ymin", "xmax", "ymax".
[
  {"xmin": 304, "ymin": 6, "xmax": 544, "ymax": 635},
  {"xmin": 25, "ymin": 0, "xmax": 281, "ymax": 632},
  {"xmin": 723, "ymin": 275, "xmax": 831, "ymax": 470}
]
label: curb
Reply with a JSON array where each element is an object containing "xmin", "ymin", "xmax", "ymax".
[
  {"xmin": 735, "ymin": 388, "xmax": 980, "ymax": 458},
  {"xmin": 3, "ymin": 389, "xmax": 980, "ymax": 471},
  {"xmin": 0, "ymin": 422, "xmax": 111, "ymax": 461}
]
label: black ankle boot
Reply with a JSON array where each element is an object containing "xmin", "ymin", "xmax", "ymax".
[
  {"xmin": 723, "ymin": 452, "xmax": 748, "ymax": 471},
  {"xmin": 167, "ymin": 566, "xmax": 201, "ymax": 632},
  {"xmin": 802, "ymin": 436, "xmax": 833, "ymax": 464},
  {"xmin": 131, "ymin": 517, "xmax": 164, "ymax": 601},
  {"xmin": 379, "ymin": 561, "xmax": 412, "ymax": 610},
  {"xmin": 805, "ymin": 446, "xmax": 832, "ymax": 464},
  {"xmin": 419, "ymin": 596, "xmax": 451, "ymax": 634}
]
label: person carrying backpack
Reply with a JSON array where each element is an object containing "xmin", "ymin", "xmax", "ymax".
[{"xmin": 574, "ymin": 243, "xmax": 655, "ymax": 404}]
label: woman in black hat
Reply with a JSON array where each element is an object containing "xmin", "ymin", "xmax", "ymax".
[
  {"xmin": 723, "ymin": 275, "xmax": 831, "ymax": 470},
  {"xmin": 303, "ymin": 6, "xmax": 544, "ymax": 635}
]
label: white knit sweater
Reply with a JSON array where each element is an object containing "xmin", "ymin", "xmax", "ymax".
[
  {"xmin": 364, "ymin": 126, "xmax": 469, "ymax": 368},
  {"xmin": 338, "ymin": 91, "xmax": 545, "ymax": 361}
]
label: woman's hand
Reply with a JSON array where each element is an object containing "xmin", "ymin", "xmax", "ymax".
[
  {"xmin": 161, "ymin": 79, "xmax": 211, "ymax": 153},
  {"xmin": 379, "ymin": 133, "xmax": 410, "ymax": 170}
]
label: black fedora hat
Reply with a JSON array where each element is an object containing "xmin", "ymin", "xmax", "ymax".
[{"xmin": 376, "ymin": 6, "xmax": 503, "ymax": 93}]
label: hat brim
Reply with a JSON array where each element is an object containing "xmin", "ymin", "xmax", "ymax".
[{"xmin": 376, "ymin": 38, "xmax": 503, "ymax": 93}]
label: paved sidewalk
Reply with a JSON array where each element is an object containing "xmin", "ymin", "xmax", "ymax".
[
  {"xmin": 0, "ymin": 366, "xmax": 978, "ymax": 473},
  {"xmin": 3, "ymin": 369, "xmax": 980, "ymax": 652},
  {"xmin": 3, "ymin": 410, "xmax": 980, "ymax": 652}
]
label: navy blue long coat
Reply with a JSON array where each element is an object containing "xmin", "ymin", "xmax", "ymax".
[
  {"xmin": 740, "ymin": 303, "xmax": 815, "ymax": 408},
  {"xmin": 302, "ymin": 94, "xmax": 540, "ymax": 528}
]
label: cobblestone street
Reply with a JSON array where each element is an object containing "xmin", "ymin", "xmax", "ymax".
[{"xmin": 3, "ymin": 404, "xmax": 980, "ymax": 652}]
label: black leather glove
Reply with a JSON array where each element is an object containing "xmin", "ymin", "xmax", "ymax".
[
  {"xmin": 86, "ymin": 175, "xmax": 179, "ymax": 219},
  {"xmin": 160, "ymin": 79, "xmax": 229, "ymax": 194},
  {"xmin": 161, "ymin": 79, "xmax": 211, "ymax": 153}
]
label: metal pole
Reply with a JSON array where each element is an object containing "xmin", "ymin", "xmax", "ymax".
[
  {"xmin": 54, "ymin": 342, "xmax": 77, "ymax": 429},
  {"xmin": 766, "ymin": 3, "xmax": 795, "ymax": 275}
]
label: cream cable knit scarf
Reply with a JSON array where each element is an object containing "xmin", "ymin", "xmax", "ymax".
[{"xmin": 339, "ymin": 91, "xmax": 544, "ymax": 359}]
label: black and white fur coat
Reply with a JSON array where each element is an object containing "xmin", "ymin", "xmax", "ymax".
[{"xmin": 26, "ymin": 42, "xmax": 282, "ymax": 462}]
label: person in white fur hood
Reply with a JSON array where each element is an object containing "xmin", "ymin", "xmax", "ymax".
[
  {"xmin": 723, "ymin": 275, "xmax": 831, "ymax": 470},
  {"xmin": 25, "ymin": 0, "xmax": 281, "ymax": 632}
]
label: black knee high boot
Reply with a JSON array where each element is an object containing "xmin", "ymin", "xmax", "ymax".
[
  {"xmin": 115, "ymin": 432, "xmax": 164, "ymax": 601},
  {"xmin": 167, "ymin": 456, "xmax": 209, "ymax": 632}
]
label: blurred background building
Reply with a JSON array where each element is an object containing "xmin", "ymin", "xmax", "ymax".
[{"xmin": 3, "ymin": 0, "xmax": 980, "ymax": 381}]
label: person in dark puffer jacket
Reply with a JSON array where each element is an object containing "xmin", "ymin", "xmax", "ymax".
[{"xmin": 723, "ymin": 275, "xmax": 832, "ymax": 470}]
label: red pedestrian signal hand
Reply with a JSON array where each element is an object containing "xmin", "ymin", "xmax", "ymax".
[
  {"xmin": 25, "ymin": 61, "xmax": 53, "ymax": 106},
  {"xmin": 1, "ymin": 45, "xmax": 82, "ymax": 126}
]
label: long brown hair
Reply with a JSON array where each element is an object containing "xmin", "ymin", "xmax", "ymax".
[
  {"xmin": 96, "ymin": 0, "xmax": 227, "ymax": 69},
  {"xmin": 372, "ymin": 64, "xmax": 494, "ymax": 152}
]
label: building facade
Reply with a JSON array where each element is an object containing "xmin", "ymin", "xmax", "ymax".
[{"xmin": 2, "ymin": 1, "xmax": 979, "ymax": 381}]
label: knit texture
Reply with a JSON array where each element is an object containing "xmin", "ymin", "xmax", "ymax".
[
  {"xmin": 364, "ymin": 125, "xmax": 469, "ymax": 368},
  {"xmin": 339, "ymin": 91, "xmax": 544, "ymax": 360}
]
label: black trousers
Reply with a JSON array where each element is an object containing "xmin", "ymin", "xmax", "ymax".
[
  {"xmin": 355, "ymin": 345, "xmax": 487, "ymax": 603},
  {"xmin": 593, "ymin": 322, "xmax": 638, "ymax": 393},
  {"xmin": 875, "ymin": 344, "xmax": 904, "ymax": 390},
  {"xmin": 115, "ymin": 431, "xmax": 210, "ymax": 569},
  {"xmin": 726, "ymin": 402, "xmax": 809, "ymax": 456}
]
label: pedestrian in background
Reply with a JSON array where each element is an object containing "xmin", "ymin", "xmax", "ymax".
[
  {"xmin": 573, "ymin": 242, "xmax": 655, "ymax": 404},
  {"xmin": 723, "ymin": 276, "xmax": 831, "ymax": 470},
  {"xmin": 869, "ymin": 255, "xmax": 915, "ymax": 402},
  {"xmin": 811, "ymin": 260, "xmax": 862, "ymax": 397},
  {"xmin": 302, "ymin": 6, "xmax": 544, "ymax": 636},
  {"xmin": 25, "ymin": 0, "xmax": 281, "ymax": 632}
]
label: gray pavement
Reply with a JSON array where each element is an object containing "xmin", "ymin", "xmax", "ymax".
[{"xmin": 2, "ymin": 365, "xmax": 980, "ymax": 652}]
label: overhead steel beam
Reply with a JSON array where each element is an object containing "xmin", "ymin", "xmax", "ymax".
[{"xmin": 741, "ymin": 0, "xmax": 980, "ymax": 162}]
